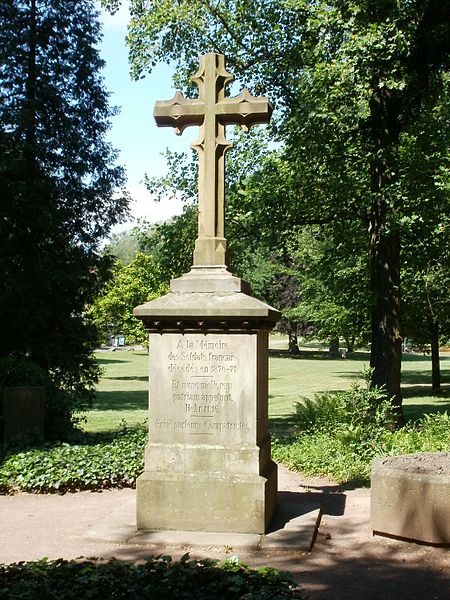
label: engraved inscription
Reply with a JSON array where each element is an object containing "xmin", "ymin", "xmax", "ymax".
[{"xmin": 150, "ymin": 334, "xmax": 252, "ymax": 439}]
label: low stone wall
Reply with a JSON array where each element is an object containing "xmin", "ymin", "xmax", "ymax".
[{"xmin": 371, "ymin": 453, "xmax": 450, "ymax": 546}]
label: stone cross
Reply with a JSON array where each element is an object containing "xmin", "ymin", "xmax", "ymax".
[{"xmin": 154, "ymin": 53, "xmax": 272, "ymax": 267}]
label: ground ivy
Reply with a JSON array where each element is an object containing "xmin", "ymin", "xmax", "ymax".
[
  {"xmin": 0, "ymin": 555, "xmax": 304, "ymax": 599},
  {"xmin": 0, "ymin": 429, "xmax": 146, "ymax": 494}
]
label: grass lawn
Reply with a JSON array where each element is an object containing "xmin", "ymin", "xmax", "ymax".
[
  {"xmin": 85, "ymin": 351, "xmax": 149, "ymax": 432},
  {"xmin": 84, "ymin": 341, "xmax": 450, "ymax": 433}
]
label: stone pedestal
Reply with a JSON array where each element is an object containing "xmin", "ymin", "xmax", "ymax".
[{"xmin": 134, "ymin": 269, "xmax": 279, "ymax": 534}]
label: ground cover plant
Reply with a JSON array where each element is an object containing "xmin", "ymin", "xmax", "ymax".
[
  {"xmin": 0, "ymin": 428, "xmax": 146, "ymax": 494},
  {"xmin": 0, "ymin": 555, "xmax": 304, "ymax": 599},
  {"xmin": 0, "ymin": 343, "xmax": 448, "ymax": 493}
]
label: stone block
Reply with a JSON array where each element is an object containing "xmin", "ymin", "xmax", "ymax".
[
  {"xmin": 137, "ymin": 461, "xmax": 277, "ymax": 533},
  {"xmin": 371, "ymin": 453, "xmax": 450, "ymax": 545},
  {"xmin": 3, "ymin": 386, "xmax": 45, "ymax": 442}
]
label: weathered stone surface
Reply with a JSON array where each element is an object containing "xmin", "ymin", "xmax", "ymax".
[
  {"xmin": 154, "ymin": 53, "xmax": 272, "ymax": 268},
  {"xmin": 137, "ymin": 465, "xmax": 277, "ymax": 534},
  {"xmin": 371, "ymin": 453, "xmax": 450, "ymax": 545},
  {"xmin": 135, "ymin": 53, "xmax": 278, "ymax": 535},
  {"xmin": 3, "ymin": 386, "xmax": 45, "ymax": 442},
  {"xmin": 170, "ymin": 266, "xmax": 251, "ymax": 294},
  {"xmin": 134, "ymin": 290, "xmax": 279, "ymax": 324},
  {"xmin": 136, "ymin": 326, "xmax": 278, "ymax": 533}
]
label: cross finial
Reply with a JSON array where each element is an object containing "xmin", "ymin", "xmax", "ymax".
[{"xmin": 154, "ymin": 53, "xmax": 272, "ymax": 267}]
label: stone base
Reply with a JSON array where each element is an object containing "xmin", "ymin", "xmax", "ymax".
[
  {"xmin": 371, "ymin": 454, "xmax": 450, "ymax": 546},
  {"xmin": 136, "ymin": 461, "xmax": 277, "ymax": 534},
  {"xmin": 3, "ymin": 386, "xmax": 45, "ymax": 443}
]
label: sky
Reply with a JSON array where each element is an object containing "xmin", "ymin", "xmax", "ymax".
[{"xmin": 98, "ymin": 2, "xmax": 197, "ymax": 231}]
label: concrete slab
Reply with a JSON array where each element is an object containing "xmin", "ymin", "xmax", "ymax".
[{"xmin": 85, "ymin": 466, "xmax": 323, "ymax": 555}]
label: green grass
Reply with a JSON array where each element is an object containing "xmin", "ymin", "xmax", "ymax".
[
  {"xmin": 84, "ymin": 351, "xmax": 149, "ymax": 432},
  {"xmin": 85, "ymin": 343, "xmax": 450, "ymax": 433}
]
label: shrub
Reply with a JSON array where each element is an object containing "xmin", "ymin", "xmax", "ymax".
[
  {"xmin": 0, "ymin": 555, "xmax": 304, "ymax": 599},
  {"xmin": 0, "ymin": 428, "xmax": 146, "ymax": 494},
  {"xmin": 272, "ymin": 380, "xmax": 449, "ymax": 485}
]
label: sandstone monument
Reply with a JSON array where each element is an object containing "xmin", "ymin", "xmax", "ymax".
[{"xmin": 134, "ymin": 53, "xmax": 279, "ymax": 534}]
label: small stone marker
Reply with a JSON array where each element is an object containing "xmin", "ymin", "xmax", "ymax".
[
  {"xmin": 134, "ymin": 53, "xmax": 279, "ymax": 534},
  {"xmin": 3, "ymin": 386, "xmax": 45, "ymax": 443}
]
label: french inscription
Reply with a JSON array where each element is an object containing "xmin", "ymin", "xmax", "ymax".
[{"xmin": 150, "ymin": 334, "xmax": 252, "ymax": 439}]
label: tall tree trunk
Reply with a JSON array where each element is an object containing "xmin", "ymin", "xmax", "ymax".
[
  {"xmin": 369, "ymin": 221, "xmax": 403, "ymax": 421},
  {"xmin": 288, "ymin": 331, "xmax": 300, "ymax": 355},
  {"xmin": 429, "ymin": 318, "xmax": 441, "ymax": 394},
  {"xmin": 368, "ymin": 87, "xmax": 405, "ymax": 426},
  {"xmin": 329, "ymin": 337, "xmax": 340, "ymax": 358}
]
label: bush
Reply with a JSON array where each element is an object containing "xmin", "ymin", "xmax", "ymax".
[
  {"xmin": 0, "ymin": 428, "xmax": 146, "ymax": 494},
  {"xmin": 0, "ymin": 555, "xmax": 304, "ymax": 599},
  {"xmin": 272, "ymin": 381, "xmax": 450, "ymax": 485}
]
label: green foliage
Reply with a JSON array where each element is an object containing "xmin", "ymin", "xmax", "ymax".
[
  {"xmin": 89, "ymin": 253, "xmax": 168, "ymax": 345},
  {"xmin": 0, "ymin": 357, "xmax": 48, "ymax": 388},
  {"xmin": 285, "ymin": 226, "xmax": 370, "ymax": 349},
  {"xmin": 0, "ymin": 1, "xmax": 129, "ymax": 437},
  {"xmin": 104, "ymin": 230, "xmax": 140, "ymax": 265},
  {"xmin": 382, "ymin": 412, "xmax": 450, "ymax": 457},
  {"xmin": 0, "ymin": 555, "xmax": 304, "ymax": 599},
  {"xmin": 117, "ymin": 0, "xmax": 450, "ymax": 406},
  {"xmin": 273, "ymin": 382, "xmax": 450, "ymax": 485},
  {"xmin": 135, "ymin": 205, "xmax": 198, "ymax": 282},
  {"xmin": 0, "ymin": 428, "xmax": 146, "ymax": 494}
]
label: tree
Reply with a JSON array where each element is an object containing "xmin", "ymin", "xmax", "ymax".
[
  {"xmin": 110, "ymin": 0, "xmax": 450, "ymax": 423},
  {"xmin": 105, "ymin": 230, "xmax": 140, "ymax": 265},
  {"xmin": 0, "ymin": 0, "xmax": 129, "ymax": 432},
  {"xmin": 89, "ymin": 253, "xmax": 168, "ymax": 345},
  {"xmin": 286, "ymin": 225, "xmax": 371, "ymax": 353},
  {"xmin": 135, "ymin": 205, "xmax": 198, "ymax": 282}
]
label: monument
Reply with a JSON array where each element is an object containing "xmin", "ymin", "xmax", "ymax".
[{"xmin": 134, "ymin": 53, "xmax": 280, "ymax": 534}]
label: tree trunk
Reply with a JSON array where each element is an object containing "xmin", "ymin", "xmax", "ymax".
[
  {"xmin": 288, "ymin": 331, "xmax": 300, "ymax": 355},
  {"xmin": 345, "ymin": 336, "xmax": 355, "ymax": 353},
  {"xmin": 429, "ymin": 318, "xmax": 441, "ymax": 394},
  {"xmin": 329, "ymin": 338, "xmax": 340, "ymax": 358},
  {"xmin": 368, "ymin": 87, "xmax": 405, "ymax": 427},
  {"xmin": 369, "ymin": 206, "xmax": 404, "ymax": 425}
]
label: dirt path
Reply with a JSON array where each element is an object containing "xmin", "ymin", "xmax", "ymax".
[{"xmin": 0, "ymin": 470, "xmax": 449, "ymax": 600}]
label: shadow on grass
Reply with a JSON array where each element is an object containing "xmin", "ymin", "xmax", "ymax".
[
  {"xmin": 269, "ymin": 348, "xmax": 371, "ymax": 362},
  {"xmin": 105, "ymin": 376, "xmax": 148, "ymax": 382},
  {"xmin": 402, "ymin": 353, "xmax": 450, "ymax": 362},
  {"xmin": 269, "ymin": 349, "xmax": 338, "ymax": 360},
  {"xmin": 92, "ymin": 390, "xmax": 147, "ymax": 411},
  {"xmin": 404, "ymin": 398, "xmax": 450, "ymax": 420},
  {"xmin": 402, "ymin": 370, "xmax": 450, "ymax": 386},
  {"xmin": 95, "ymin": 356, "xmax": 130, "ymax": 365}
]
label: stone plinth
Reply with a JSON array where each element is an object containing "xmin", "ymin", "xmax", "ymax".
[
  {"xmin": 134, "ymin": 270, "xmax": 279, "ymax": 534},
  {"xmin": 371, "ymin": 453, "xmax": 450, "ymax": 546}
]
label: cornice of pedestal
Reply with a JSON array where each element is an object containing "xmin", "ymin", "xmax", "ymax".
[{"xmin": 133, "ymin": 267, "xmax": 280, "ymax": 333}]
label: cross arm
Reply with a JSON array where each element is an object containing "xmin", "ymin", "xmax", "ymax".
[
  {"xmin": 219, "ymin": 88, "xmax": 273, "ymax": 132},
  {"xmin": 154, "ymin": 90, "xmax": 204, "ymax": 135}
]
